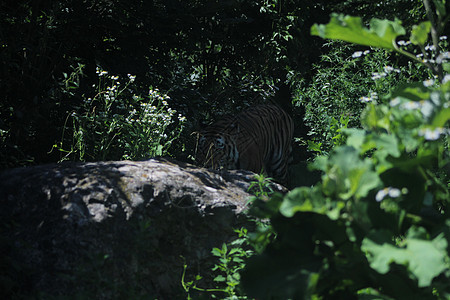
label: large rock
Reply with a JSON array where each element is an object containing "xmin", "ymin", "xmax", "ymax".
[{"xmin": 0, "ymin": 158, "xmax": 281, "ymax": 299}]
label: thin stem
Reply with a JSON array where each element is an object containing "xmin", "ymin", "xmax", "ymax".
[{"xmin": 423, "ymin": 0, "xmax": 444, "ymax": 81}]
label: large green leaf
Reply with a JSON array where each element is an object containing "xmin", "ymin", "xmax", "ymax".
[
  {"xmin": 315, "ymin": 146, "xmax": 381, "ymax": 200},
  {"xmin": 390, "ymin": 82, "xmax": 431, "ymax": 101},
  {"xmin": 410, "ymin": 21, "xmax": 431, "ymax": 46},
  {"xmin": 279, "ymin": 186, "xmax": 344, "ymax": 219},
  {"xmin": 311, "ymin": 14, "xmax": 406, "ymax": 50},
  {"xmin": 362, "ymin": 230, "xmax": 448, "ymax": 287}
]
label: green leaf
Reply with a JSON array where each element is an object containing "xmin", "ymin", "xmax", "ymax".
[
  {"xmin": 433, "ymin": 0, "xmax": 446, "ymax": 18},
  {"xmin": 410, "ymin": 21, "xmax": 431, "ymax": 46},
  {"xmin": 214, "ymin": 275, "xmax": 226, "ymax": 282},
  {"xmin": 372, "ymin": 134, "xmax": 401, "ymax": 158},
  {"xmin": 362, "ymin": 230, "xmax": 448, "ymax": 287},
  {"xmin": 432, "ymin": 107, "xmax": 450, "ymax": 127},
  {"xmin": 342, "ymin": 128, "xmax": 366, "ymax": 150},
  {"xmin": 311, "ymin": 14, "xmax": 405, "ymax": 50},
  {"xmin": 319, "ymin": 146, "xmax": 381, "ymax": 200},
  {"xmin": 211, "ymin": 247, "xmax": 222, "ymax": 257},
  {"xmin": 390, "ymin": 82, "xmax": 430, "ymax": 101}
]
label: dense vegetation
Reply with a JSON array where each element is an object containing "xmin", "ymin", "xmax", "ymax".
[
  {"xmin": 1, "ymin": 0, "xmax": 449, "ymax": 299},
  {"xmin": 0, "ymin": 0, "xmax": 425, "ymax": 169}
]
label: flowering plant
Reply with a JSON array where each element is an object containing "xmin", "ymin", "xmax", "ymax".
[{"xmin": 55, "ymin": 68, "xmax": 186, "ymax": 161}]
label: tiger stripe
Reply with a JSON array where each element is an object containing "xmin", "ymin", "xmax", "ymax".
[{"xmin": 195, "ymin": 105, "xmax": 294, "ymax": 184}]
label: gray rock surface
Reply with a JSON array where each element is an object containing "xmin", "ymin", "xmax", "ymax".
[{"xmin": 0, "ymin": 158, "xmax": 281, "ymax": 299}]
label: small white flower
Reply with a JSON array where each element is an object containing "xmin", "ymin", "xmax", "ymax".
[
  {"xmin": 376, "ymin": 189, "xmax": 387, "ymax": 202},
  {"xmin": 397, "ymin": 40, "xmax": 411, "ymax": 46},
  {"xmin": 376, "ymin": 187, "xmax": 401, "ymax": 202},
  {"xmin": 443, "ymin": 74, "xmax": 450, "ymax": 84},
  {"xmin": 384, "ymin": 66, "xmax": 394, "ymax": 73},
  {"xmin": 390, "ymin": 98, "xmax": 401, "ymax": 107},
  {"xmin": 440, "ymin": 36, "xmax": 448, "ymax": 40},
  {"xmin": 403, "ymin": 101, "xmax": 421, "ymax": 110},
  {"xmin": 359, "ymin": 96, "xmax": 371, "ymax": 103},
  {"xmin": 419, "ymin": 128, "xmax": 444, "ymax": 141},
  {"xmin": 127, "ymin": 74, "xmax": 136, "ymax": 83},
  {"xmin": 425, "ymin": 44, "xmax": 436, "ymax": 51},
  {"xmin": 423, "ymin": 79, "xmax": 434, "ymax": 87},
  {"xmin": 352, "ymin": 51, "xmax": 363, "ymax": 58},
  {"xmin": 388, "ymin": 188, "xmax": 401, "ymax": 198},
  {"xmin": 371, "ymin": 72, "xmax": 386, "ymax": 80}
]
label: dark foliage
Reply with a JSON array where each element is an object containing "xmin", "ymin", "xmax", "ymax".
[{"xmin": 0, "ymin": 0, "xmax": 423, "ymax": 168}]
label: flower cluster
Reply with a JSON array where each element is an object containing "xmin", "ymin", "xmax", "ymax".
[
  {"xmin": 418, "ymin": 127, "xmax": 448, "ymax": 141},
  {"xmin": 96, "ymin": 67, "xmax": 108, "ymax": 77},
  {"xmin": 371, "ymin": 65, "xmax": 401, "ymax": 81},
  {"xmin": 359, "ymin": 92, "xmax": 378, "ymax": 103},
  {"xmin": 375, "ymin": 187, "xmax": 402, "ymax": 202},
  {"xmin": 351, "ymin": 50, "xmax": 370, "ymax": 58},
  {"xmin": 73, "ymin": 69, "xmax": 187, "ymax": 161}
]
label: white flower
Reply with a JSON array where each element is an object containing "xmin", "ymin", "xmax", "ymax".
[
  {"xmin": 390, "ymin": 97, "xmax": 401, "ymax": 107},
  {"xmin": 371, "ymin": 72, "xmax": 386, "ymax": 80},
  {"xmin": 419, "ymin": 128, "xmax": 444, "ymax": 141},
  {"xmin": 383, "ymin": 66, "xmax": 400, "ymax": 73},
  {"xmin": 436, "ymin": 52, "xmax": 449, "ymax": 64},
  {"xmin": 352, "ymin": 51, "xmax": 363, "ymax": 58},
  {"xmin": 359, "ymin": 96, "xmax": 371, "ymax": 103},
  {"xmin": 397, "ymin": 40, "xmax": 411, "ymax": 46},
  {"xmin": 403, "ymin": 101, "xmax": 421, "ymax": 110},
  {"xmin": 97, "ymin": 70, "xmax": 108, "ymax": 76},
  {"xmin": 376, "ymin": 187, "xmax": 401, "ymax": 202},
  {"xmin": 425, "ymin": 44, "xmax": 436, "ymax": 51},
  {"xmin": 127, "ymin": 74, "xmax": 136, "ymax": 83},
  {"xmin": 384, "ymin": 66, "xmax": 394, "ymax": 73},
  {"xmin": 443, "ymin": 74, "xmax": 450, "ymax": 84},
  {"xmin": 423, "ymin": 79, "xmax": 434, "ymax": 87}
]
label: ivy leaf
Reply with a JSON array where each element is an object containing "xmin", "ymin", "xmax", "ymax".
[
  {"xmin": 362, "ymin": 230, "xmax": 448, "ymax": 287},
  {"xmin": 311, "ymin": 14, "xmax": 405, "ymax": 50},
  {"xmin": 410, "ymin": 21, "xmax": 431, "ymax": 46}
]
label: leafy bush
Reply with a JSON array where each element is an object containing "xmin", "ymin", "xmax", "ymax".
[
  {"xmin": 53, "ymin": 67, "xmax": 186, "ymax": 162},
  {"xmin": 182, "ymin": 228, "xmax": 254, "ymax": 300},
  {"xmin": 242, "ymin": 2, "xmax": 449, "ymax": 299},
  {"xmin": 293, "ymin": 40, "xmax": 430, "ymax": 156}
]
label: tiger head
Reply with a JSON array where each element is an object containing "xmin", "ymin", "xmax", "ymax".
[{"xmin": 194, "ymin": 132, "xmax": 239, "ymax": 171}]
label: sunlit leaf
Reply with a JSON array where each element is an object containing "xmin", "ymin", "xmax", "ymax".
[
  {"xmin": 362, "ymin": 230, "xmax": 448, "ymax": 287},
  {"xmin": 410, "ymin": 21, "xmax": 431, "ymax": 46},
  {"xmin": 311, "ymin": 14, "xmax": 405, "ymax": 50},
  {"xmin": 279, "ymin": 186, "xmax": 344, "ymax": 219},
  {"xmin": 390, "ymin": 82, "xmax": 430, "ymax": 101}
]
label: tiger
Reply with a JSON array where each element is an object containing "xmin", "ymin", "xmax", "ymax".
[{"xmin": 194, "ymin": 105, "xmax": 294, "ymax": 184}]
